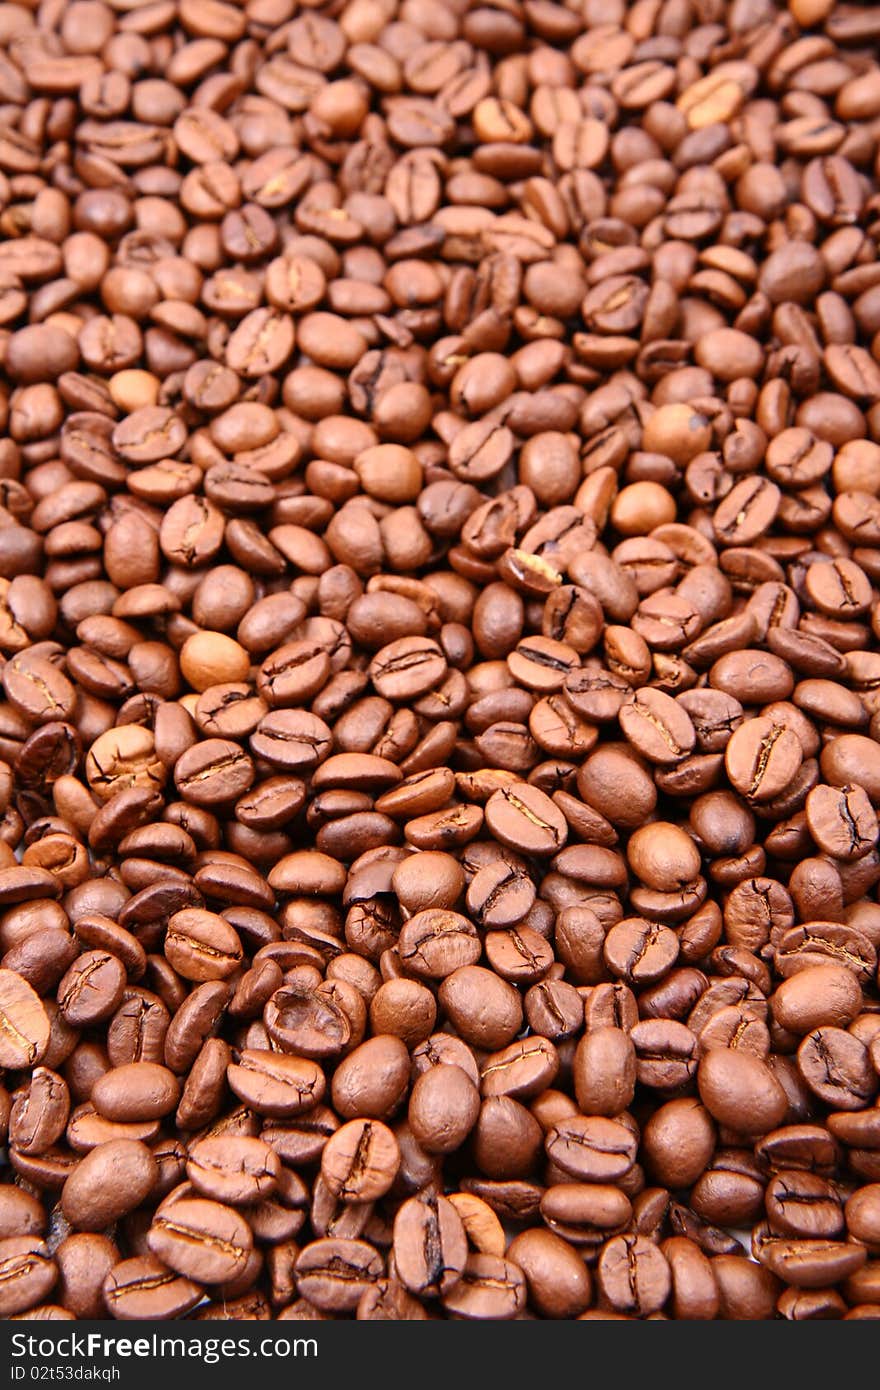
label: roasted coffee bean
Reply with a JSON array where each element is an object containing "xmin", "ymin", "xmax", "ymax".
[
  {"xmin": 797, "ymin": 1028, "xmax": 878, "ymax": 1111},
  {"xmin": 164, "ymin": 909, "xmax": 243, "ymax": 983},
  {"xmin": 148, "ymin": 1197, "xmax": 252, "ymax": 1285},
  {"xmin": 642, "ymin": 1099, "xmax": 716, "ymax": 1191},
  {"xmin": 619, "ymin": 689, "xmax": 696, "ymax": 766},
  {"xmin": 753, "ymin": 1226, "xmax": 866, "ymax": 1290},
  {"xmin": 92, "ymin": 1064, "xmax": 180, "ymax": 1123},
  {"xmin": 598, "ymin": 1235, "xmax": 671, "ymax": 1317},
  {"xmin": 545, "ymin": 1116, "xmax": 637, "ymax": 1183},
  {"xmin": 9, "ymin": 1067, "xmax": 69, "ymax": 1156},
  {"xmin": 0, "ymin": 0, "xmax": 879, "ymax": 1327},
  {"xmin": 61, "ymin": 1140, "xmax": 157, "ymax": 1232},
  {"xmin": 766, "ymin": 1171, "xmax": 844, "ymax": 1241},
  {"xmin": 725, "ymin": 715, "xmax": 804, "ymax": 804},
  {"xmin": 806, "ymin": 784, "xmax": 878, "ymax": 862},
  {"xmin": 573, "ymin": 1029, "xmax": 636, "ymax": 1118},
  {"xmin": 0, "ymin": 969, "xmax": 49, "ymax": 1069},
  {"xmin": 54, "ymin": 1234, "xmax": 119, "ymax": 1321},
  {"xmin": 484, "ymin": 784, "xmax": 567, "ymax": 856},
  {"xmin": 393, "ymin": 1192, "xmax": 468, "ymax": 1299},
  {"xmin": 174, "ymin": 740, "xmax": 254, "ymax": 807},
  {"xmin": 398, "ymin": 910, "xmax": 481, "ymax": 981},
  {"xmin": 186, "ymin": 1136, "xmax": 280, "ymax": 1207},
  {"xmin": 410, "ymin": 1064, "xmax": 480, "ymax": 1151},
  {"xmin": 0, "ymin": 1237, "xmax": 57, "ymax": 1316},
  {"xmin": 102, "ymin": 1255, "xmax": 202, "ymax": 1321},
  {"xmin": 320, "ymin": 1119, "xmax": 400, "ymax": 1203},
  {"xmin": 294, "ymin": 1239, "xmax": 383, "ymax": 1314},
  {"xmin": 772, "ymin": 967, "xmax": 862, "ymax": 1036},
  {"xmin": 227, "ymin": 1051, "xmax": 326, "ymax": 1118},
  {"xmin": 698, "ymin": 1050, "xmax": 789, "ymax": 1136},
  {"xmin": 440, "ymin": 1252, "xmax": 526, "ymax": 1321},
  {"xmin": 506, "ymin": 1228, "xmax": 592, "ymax": 1319}
]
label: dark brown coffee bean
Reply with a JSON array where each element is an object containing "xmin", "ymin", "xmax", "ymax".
[
  {"xmin": 698, "ymin": 1049, "xmax": 789, "ymax": 1136},
  {"xmin": 573, "ymin": 1028, "xmax": 636, "ymax": 1118},
  {"xmin": 393, "ymin": 1192, "xmax": 468, "ymax": 1299},
  {"xmin": 57, "ymin": 951, "xmax": 126, "ymax": 1028},
  {"xmin": 545, "ymin": 1115, "xmax": 637, "ymax": 1183},
  {"xmin": 294, "ymin": 1238, "xmax": 383, "ymax": 1314},
  {"xmin": 0, "ymin": 969, "xmax": 50, "ymax": 1069},
  {"xmin": 619, "ymin": 689, "xmax": 696, "ymax": 765},
  {"xmin": 227, "ymin": 1050, "xmax": 326, "ymax": 1118},
  {"xmin": 148, "ymin": 1196, "xmax": 252, "ymax": 1285},
  {"xmin": 61, "ymin": 1139, "xmax": 157, "ymax": 1232},
  {"xmin": 320, "ymin": 1119, "xmax": 400, "ymax": 1203},
  {"xmin": 409, "ymin": 1064, "xmax": 481, "ymax": 1153},
  {"xmin": 484, "ymin": 783, "xmax": 567, "ymax": 855},
  {"xmin": 174, "ymin": 739, "xmax": 254, "ymax": 806},
  {"xmin": 91, "ymin": 1063, "xmax": 180, "ymax": 1123},
  {"xmin": 598, "ymin": 1234, "xmax": 671, "ymax": 1317},
  {"xmin": 766, "ymin": 1171, "xmax": 843, "ymax": 1240},
  {"xmin": 725, "ymin": 716, "xmax": 804, "ymax": 803},
  {"xmin": 440, "ymin": 1252, "xmax": 526, "ymax": 1320},
  {"xmin": 797, "ymin": 1028, "xmax": 878, "ymax": 1111},
  {"xmin": 187, "ymin": 1136, "xmax": 280, "ymax": 1207},
  {"xmin": 103, "ymin": 1254, "xmax": 202, "ymax": 1320},
  {"xmin": 398, "ymin": 910, "xmax": 481, "ymax": 980},
  {"xmin": 0, "ymin": 1237, "xmax": 57, "ymax": 1316},
  {"xmin": 9, "ymin": 1067, "xmax": 69, "ymax": 1156},
  {"xmin": 164, "ymin": 909, "xmax": 243, "ymax": 982}
]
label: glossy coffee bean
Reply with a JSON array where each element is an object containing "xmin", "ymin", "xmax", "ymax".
[{"xmin": 0, "ymin": 0, "xmax": 878, "ymax": 1329}]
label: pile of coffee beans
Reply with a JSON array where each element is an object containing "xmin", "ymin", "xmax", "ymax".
[{"xmin": 1, "ymin": 0, "xmax": 880, "ymax": 1323}]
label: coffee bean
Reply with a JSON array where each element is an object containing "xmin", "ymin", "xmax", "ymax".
[
  {"xmin": 797, "ymin": 1028, "xmax": 878, "ymax": 1111},
  {"xmin": 440, "ymin": 1252, "xmax": 526, "ymax": 1320},
  {"xmin": 393, "ymin": 1192, "xmax": 468, "ymax": 1299},
  {"xmin": 0, "ymin": 969, "xmax": 50, "ymax": 1069},
  {"xmin": 61, "ymin": 1139, "xmax": 157, "ymax": 1232},
  {"xmin": 619, "ymin": 689, "xmax": 696, "ymax": 765},
  {"xmin": 766, "ymin": 1171, "xmax": 843, "ymax": 1241},
  {"xmin": 698, "ymin": 1049, "xmax": 789, "ymax": 1136},
  {"xmin": 369, "ymin": 637, "xmax": 448, "ymax": 702},
  {"xmin": 725, "ymin": 716, "xmax": 804, "ymax": 803},
  {"xmin": 484, "ymin": 784, "xmax": 568, "ymax": 856},
  {"xmin": 772, "ymin": 966, "xmax": 863, "ymax": 1036},
  {"xmin": 573, "ymin": 1029, "xmax": 636, "ymax": 1118},
  {"xmin": 438, "ymin": 967, "xmax": 522, "ymax": 1051},
  {"xmin": 85, "ymin": 727, "xmax": 165, "ymax": 804},
  {"xmin": 187, "ymin": 1136, "xmax": 280, "ymax": 1207},
  {"xmin": 754, "ymin": 1227, "xmax": 866, "ymax": 1290},
  {"xmin": 164, "ymin": 909, "xmax": 243, "ymax": 982},
  {"xmin": 0, "ymin": 0, "xmax": 880, "ymax": 1326},
  {"xmin": 545, "ymin": 1116, "xmax": 638, "ymax": 1183},
  {"xmin": 174, "ymin": 739, "xmax": 254, "ymax": 806},
  {"xmin": 294, "ymin": 1238, "xmax": 383, "ymax": 1314},
  {"xmin": 604, "ymin": 918, "xmax": 680, "ymax": 985},
  {"xmin": 227, "ymin": 1050, "xmax": 326, "ymax": 1118},
  {"xmin": 264, "ymin": 979, "xmax": 354, "ymax": 1059},
  {"xmin": 91, "ymin": 1063, "xmax": 180, "ymax": 1123},
  {"xmin": 598, "ymin": 1235, "xmax": 671, "ymax": 1316},
  {"xmin": 57, "ymin": 951, "xmax": 126, "ymax": 1027},
  {"xmin": 0, "ymin": 1237, "xmax": 57, "ymax": 1316},
  {"xmin": 148, "ymin": 1196, "xmax": 252, "ymax": 1285},
  {"xmin": 409, "ymin": 1064, "xmax": 480, "ymax": 1151},
  {"xmin": 9, "ymin": 1066, "xmax": 68, "ymax": 1156},
  {"xmin": 642, "ymin": 1098, "xmax": 717, "ymax": 1190},
  {"xmin": 397, "ymin": 910, "xmax": 481, "ymax": 980},
  {"xmin": 320, "ymin": 1119, "xmax": 400, "ymax": 1203},
  {"xmin": 102, "ymin": 1255, "xmax": 202, "ymax": 1320}
]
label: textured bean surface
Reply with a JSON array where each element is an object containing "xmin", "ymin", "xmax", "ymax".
[{"xmin": 0, "ymin": 0, "xmax": 880, "ymax": 1326}]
